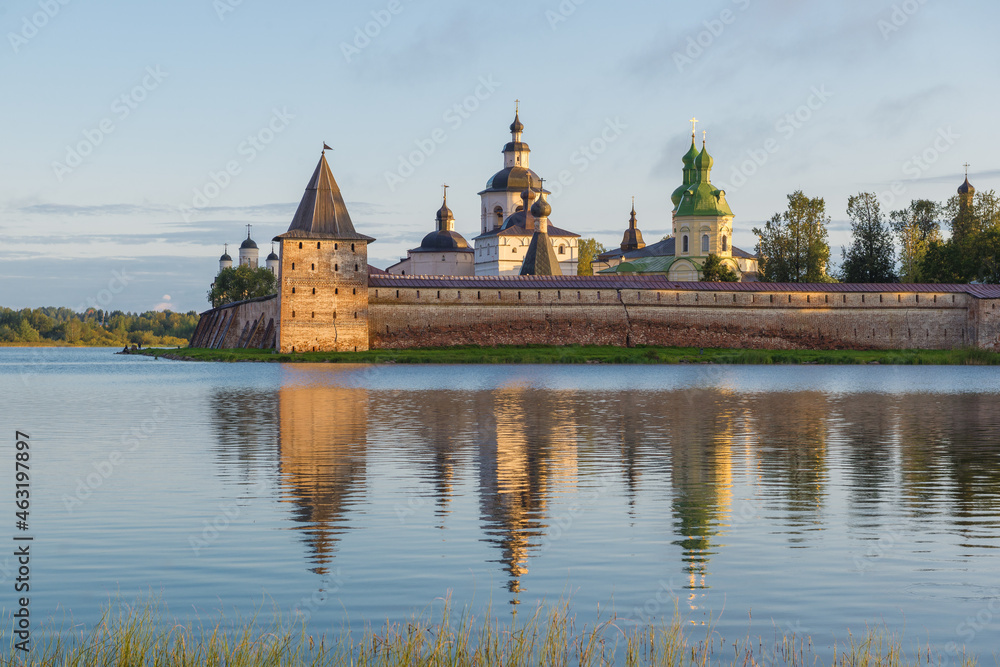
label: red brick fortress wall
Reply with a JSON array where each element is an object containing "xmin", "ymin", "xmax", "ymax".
[{"xmin": 369, "ymin": 276, "xmax": 1000, "ymax": 351}]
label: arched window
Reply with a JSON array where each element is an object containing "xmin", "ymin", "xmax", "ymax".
[
  {"xmin": 701, "ymin": 235, "xmax": 710, "ymax": 253},
  {"xmin": 559, "ymin": 245, "xmax": 565, "ymax": 255},
  {"xmin": 722, "ymin": 235, "xmax": 729, "ymax": 252},
  {"xmin": 494, "ymin": 206, "xmax": 504, "ymax": 229},
  {"xmin": 682, "ymin": 235, "xmax": 689, "ymax": 253}
]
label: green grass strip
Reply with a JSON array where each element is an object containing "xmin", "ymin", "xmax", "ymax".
[{"xmin": 135, "ymin": 345, "xmax": 1000, "ymax": 366}]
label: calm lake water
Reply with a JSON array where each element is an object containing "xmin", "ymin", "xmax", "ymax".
[{"xmin": 1, "ymin": 348, "xmax": 999, "ymax": 659}]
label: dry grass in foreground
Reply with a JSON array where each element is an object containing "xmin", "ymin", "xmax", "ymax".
[{"xmin": 0, "ymin": 601, "xmax": 985, "ymax": 666}]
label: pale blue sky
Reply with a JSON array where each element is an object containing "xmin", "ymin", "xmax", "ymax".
[{"xmin": 1, "ymin": 0, "xmax": 995, "ymax": 312}]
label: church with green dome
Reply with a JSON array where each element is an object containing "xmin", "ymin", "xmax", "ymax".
[{"xmin": 596, "ymin": 123, "xmax": 759, "ymax": 281}]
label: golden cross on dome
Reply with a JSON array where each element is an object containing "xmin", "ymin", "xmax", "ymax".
[
  {"xmin": 964, "ymin": 163, "xmax": 971, "ymax": 178},
  {"xmin": 442, "ymin": 183, "xmax": 449, "ymax": 200},
  {"xmin": 689, "ymin": 117, "xmax": 699, "ymax": 135},
  {"xmin": 702, "ymin": 129, "xmax": 707, "ymax": 144},
  {"xmin": 515, "ymin": 99, "xmax": 520, "ymax": 114}
]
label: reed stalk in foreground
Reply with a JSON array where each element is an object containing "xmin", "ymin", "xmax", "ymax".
[{"xmin": 0, "ymin": 600, "xmax": 984, "ymax": 667}]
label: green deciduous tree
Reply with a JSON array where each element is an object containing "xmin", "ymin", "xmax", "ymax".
[
  {"xmin": 576, "ymin": 238, "xmax": 607, "ymax": 276},
  {"xmin": 208, "ymin": 265, "xmax": 277, "ymax": 307},
  {"xmin": 890, "ymin": 199, "xmax": 941, "ymax": 283},
  {"xmin": 753, "ymin": 191, "xmax": 831, "ymax": 282},
  {"xmin": 944, "ymin": 190, "xmax": 1000, "ymax": 243},
  {"xmin": 841, "ymin": 192, "xmax": 897, "ymax": 283},
  {"xmin": 0, "ymin": 307, "xmax": 200, "ymax": 346},
  {"xmin": 700, "ymin": 254, "xmax": 739, "ymax": 282}
]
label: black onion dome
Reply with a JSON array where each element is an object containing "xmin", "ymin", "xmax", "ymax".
[
  {"xmin": 531, "ymin": 195, "xmax": 551, "ymax": 219},
  {"xmin": 266, "ymin": 251, "xmax": 279, "ymax": 261},
  {"xmin": 240, "ymin": 237, "xmax": 258, "ymax": 250},
  {"xmin": 510, "ymin": 112, "xmax": 524, "ymax": 134},
  {"xmin": 959, "ymin": 178, "xmax": 975, "ymax": 196},
  {"xmin": 483, "ymin": 166, "xmax": 542, "ymax": 193},
  {"xmin": 436, "ymin": 200, "xmax": 454, "ymax": 223},
  {"xmin": 418, "ymin": 230, "xmax": 470, "ymax": 250},
  {"xmin": 220, "ymin": 252, "xmax": 232, "ymax": 261}
]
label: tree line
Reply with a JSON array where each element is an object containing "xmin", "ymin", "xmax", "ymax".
[
  {"xmin": 0, "ymin": 307, "xmax": 201, "ymax": 346},
  {"xmin": 754, "ymin": 188, "xmax": 1000, "ymax": 284}
]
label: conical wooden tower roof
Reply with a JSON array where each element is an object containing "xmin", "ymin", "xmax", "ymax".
[{"xmin": 275, "ymin": 152, "xmax": 375, "ymax": 242}]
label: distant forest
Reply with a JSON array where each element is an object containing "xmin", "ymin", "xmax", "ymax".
[{"xmin": 0, "ymin": 307, "xmax": 200, "ymax": 347}]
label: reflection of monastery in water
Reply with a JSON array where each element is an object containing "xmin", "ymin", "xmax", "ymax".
[
  {"xmin": 475, "ymin": 389, "xmax": 578, "ymax": 599},
  {"xmin": 207, "ymin": 380, "xmax": 1000, "ymax": 609}
]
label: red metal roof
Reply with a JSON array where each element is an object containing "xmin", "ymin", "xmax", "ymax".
[{"xmin": 368, "ymin": 274, "xmax": 1000, "ymax": 298}]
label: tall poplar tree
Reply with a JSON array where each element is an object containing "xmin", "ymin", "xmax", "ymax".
[
  {"xmin": 753, "ymin": 191, "xmax": 831, "ymax": 282},
  {"xmin": 841, "ymin": 192, "xmax": 897, "ymax": 283},
  {"xmin": 890, "ymin": 199, "xmax": 940, "ymax": 283}
]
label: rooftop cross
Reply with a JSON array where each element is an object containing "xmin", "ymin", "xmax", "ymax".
[
  {"xmin": 515, "ymin": 99, "xmax": 519, "ymax": 114},
  {"xmin": 442, "ymin": 183, "xmax": 449, "ymax": 201},
  {"xmin": 964, "ymin": 162, "xmax": 971, "ymax": 178},
  {"xmin": 246, "ymin": 224, "xmax": 252, "ymax": 239},
  {"xmin": 689, "ymin": 117, "xmax": 699, "ymax": 135}
]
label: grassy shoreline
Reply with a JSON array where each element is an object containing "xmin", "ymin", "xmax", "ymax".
[
  {"xmin": 0, "ymin": 602, "xmax": 980, "ymax": 666},
  {"xmin": 135, "ymin": 344, "xmax": 1000, "ymax": 366}
]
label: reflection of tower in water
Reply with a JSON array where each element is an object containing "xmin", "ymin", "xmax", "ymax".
[
  {"xmin": 476, "ymin": 388, "xmax": 578, "ymax": 601},
  {"xmin": 276, "ymin": 371, "xmax": 369, "ymax": 575},
  {"xmin": 667, "ymin": 390, "xmax": 738, "ymax": 611}
]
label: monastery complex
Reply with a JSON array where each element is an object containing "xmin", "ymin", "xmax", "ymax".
[{"xmin": 193, "ymin": 110, "xmax": 1000, "ymax": 353}]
